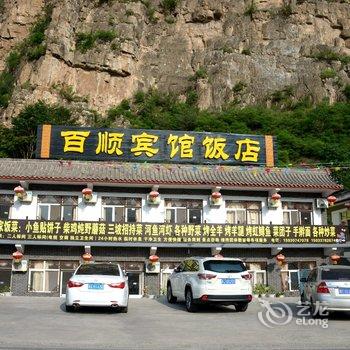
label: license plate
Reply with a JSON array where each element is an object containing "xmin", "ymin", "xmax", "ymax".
[
  {"xmin": 221, "ymin": 278, "xmax": 235, "ymax": 285},
  {"xmin": 88, "ymin": 283, "xmax": 104, "ymax": 290},
  {"xmin": 339, "ymin": 288, "xmax": 350, "ymax": 294}
]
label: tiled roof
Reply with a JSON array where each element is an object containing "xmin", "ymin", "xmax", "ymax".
[{"xmin": 0, "ymin": 158, "xmax": 342, "ymax": 190}]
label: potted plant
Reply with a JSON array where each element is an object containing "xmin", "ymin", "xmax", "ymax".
[
  {"xmin": 275, "ymin": 291, "xmax": 285, "ymax": 298},
  {"xmin": 253, "ymin": 284, "xmax": 267, "ymax": 297},
  {"xmin": 0, "ymin": 285, "xmax": 11, "ymax": 296},
  {"xmin": 266, "ymin": 286, "xmax": 276, "ymax": 298}
]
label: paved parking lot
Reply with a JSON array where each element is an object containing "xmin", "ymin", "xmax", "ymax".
[{"xmin": 0, "ymin": 296, "xmax": 350, "ymax": 350}]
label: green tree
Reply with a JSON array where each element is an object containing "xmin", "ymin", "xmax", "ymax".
[{"xmin": 2, "ymin": 101, "xmax": 78, "ymax": 159}]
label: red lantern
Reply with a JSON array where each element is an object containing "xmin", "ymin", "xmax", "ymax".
[
  {"xmin": 82, "ymin": 188, "xmax": 93, "ymax": 200},
  {"xmin": 149, "ymin": 191, "xmax": 159, "ymax": 198},
  {"xmin": 276, "ymin": 253, "xmax": 285, "ymax": 261},
  {"xmin": 271, "ymin": 193, "xmax": 281, "ymax": 201},
  {"xmin": 276, "ymin": 254, "xmax": 285, "ymax": 266},
  {"xmin": 12, "ymin": 251, "xmax": 23, "ymax": 262},
  {"xmin": 211, "ymin": 192, "xmax": 222, "ymax": 199},
  {"xmin": 327, "ymin": 195, "xmax": 337, "ymax": 206},
  {"xmin": 14, "ymin": 186, "xmax": 26, "ymax": 199},
  {"xmin": 330, "ymin": 254, "xmax": 341, "ymax": 264},
  {"xmin": 149, "ymin": 255, "xmax": 159, "ymax": 263},
  {"xmin": 149, "ymin": 191, "xmax": 160, "ymax": 203},
  {"xmin": 82, "ymin": 253, "xmax": 93, "ymax": 262}
]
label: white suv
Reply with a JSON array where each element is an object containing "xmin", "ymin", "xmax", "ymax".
[{"xmin": 167, "ymin": 257, "xmax": 252, "ymax": 312}]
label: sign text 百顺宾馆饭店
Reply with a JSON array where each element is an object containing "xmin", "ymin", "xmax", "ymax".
[
  {"xmin": 0, "ymin": 220, "xmax": 344, "ymax": 245},
  {"xmin": 36, "ymin": 125, "xmax": 277, "ymax": 166}
]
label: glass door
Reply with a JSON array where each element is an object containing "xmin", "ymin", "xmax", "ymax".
[
  {"xmin": 288, "ymin": 270, "xmax": 299, "ymax": 291},
  {"xmin": 127, "ymin": 272, "xmax": 142, "ymax": 298},
  {"xmin": 60, "ymin": 270, "xmax": 75, "ymax": 297}
]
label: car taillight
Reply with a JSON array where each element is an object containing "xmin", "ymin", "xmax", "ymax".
[
  {"xmin": 241, "ymin": 273, "xmax": 252, "ymax": 280},
  {"xmin": 108, "ymin": 282, "xmax": 126, "ymax": 289},
  {"xmin": 67, "ymin": 280, "xmax": 84, "ymax": 288},
  {"xmin": 197, "ymin": 273, "xmax": 217, "ymax": 280},
  {"xmin": 317, "ymin": 281, "xmax": 330, "ymax": 294}
]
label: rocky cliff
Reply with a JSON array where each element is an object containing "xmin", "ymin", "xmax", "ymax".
[{"xmin": 0, "ymin": 0, "xmax": 350, "ymax": 123}]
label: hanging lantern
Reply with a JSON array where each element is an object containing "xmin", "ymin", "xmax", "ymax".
[
  {"xmin": 327, "ymin": 195, "xmax": 337, "ymax": 206},
  {"xmin": 149, "ymin": 254, "xmax": 159, "ymax": 263},
  {"xmin": 12, "ymin": 251, "xmax": 23, "ymax": 263},
  {"xmin": 330, "ymin": 254, "xmax": 341, "ymax": 264},
  {"xmin": 149, "ymin": 190, "xmax": 159, "ymax": 200},
  {"xmin": 148, "ymin": 190, "xmax": 160, "ymax": 204},
  {"xmin": 211, "ymin": 192, "xmax": 222, "ymax": 203},
  {"xmin": 82, "ymin": 253, "xmax": 93, "ymax": 262},
  {"xmin": 271, "ymin": 193, "xmax": 281, "ymax": 201},
  {"xmin": 276, "ymin": 253, "xmax": 285, "ymax": 266},
  {"xmin": 82, "ymin": 188, "xmax": 93, "ymax": 201},
  {"xmin": 14, "ymin": 186, "xmax": 26, "ymax": 199}
]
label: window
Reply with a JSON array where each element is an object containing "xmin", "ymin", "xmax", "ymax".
[
  {"xmin": 76, "ymin": 263, "xmax": 120, "ymax": 276},
  {"xmin": 246, "ymin": 262, "xmax": 267, "ymax": 286},
  {"xmin": 226, "ymin": 201, "xmax": 261, "ymax": 224},
  {"xmin": 0, "ymin": 194, "xmax": 13, "ymax": 219},
  {"xmin": 282, "ymin": 202, "xmax": 313, "ymax": 225},
  {"xmin": 203, "ymin": 260, "xmax": 246, "ymax": 273},
  {"xmin": 165, "ymin": 199, "xmax": 203, "ymax": 224},
  {"xmin": 37, "ymin": 196, "xmax": 78, "ymax": 221},
  {"xmin": 29, "ymin": 260, "xmax": 60, "ymax": 292},
  {"xmin": 29, "ymin": 260, "xmax": 79, "ymax": 293},
  {"xmin": 102, "ymin": 197, "xmax": 141, "ymax": 223}
]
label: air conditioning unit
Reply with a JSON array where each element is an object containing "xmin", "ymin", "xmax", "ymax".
[
  {"xmin": 12, "ymin": 260, "xmax": 28, "ymax": 272},
  {"xmin": 15, "ymin": 191, "xmax": 33, "ymax": 203},
  {"xmin": 145, "ymin": 261, "xmax": 160, "ymax": 273},
  {"xmin": 316, "ymin": 198, "xmax": 329, "ymax": 209},
  {"xmin": 82, "ymin": 193, "xmax": 98, "ymax": 204}
]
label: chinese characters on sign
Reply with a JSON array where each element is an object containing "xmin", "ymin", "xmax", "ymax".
[
  {"xmin": 0, "ymin": 220, "xmax": 344, "ymax": 245},
  {"xmin": 36, "ymin": 125, "xmax": 277, "ymax": 166}
]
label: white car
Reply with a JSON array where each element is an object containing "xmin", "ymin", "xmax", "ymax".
[
  {"xmin": 65, "ymin": 262, "xmax": 129, "ymax": 313},
  {"xmin": 167, "ymin": 257, "xmax": 252, "ymax": 312}
]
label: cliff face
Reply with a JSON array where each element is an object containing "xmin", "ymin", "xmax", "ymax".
[{"xmin": 0, "ymin": 0, "xmax": 350, "ymax": 123}]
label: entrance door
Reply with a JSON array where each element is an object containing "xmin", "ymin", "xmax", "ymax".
[
  {"xmin": 288, "ymin": 270, "xmax": 299, "ymax": 291},
  {"xmin": 0, "ymin": 269, "xmax": 11, "ymax": 292},
  {"xmin": 60, "ymin": 270, "xmax": 75, "ymax": 297},
  {"xmin": 127, "ymin": 272, "xmax": 142, "ymax": 297}
]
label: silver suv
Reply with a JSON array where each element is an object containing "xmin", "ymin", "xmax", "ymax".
[
  {"xmin": 167, "ymin": 257, "xmax": 252, "ymax": 312},
  {"xmin": 301, "ymin": 265, "xmax": 350, "ymax": 316}
]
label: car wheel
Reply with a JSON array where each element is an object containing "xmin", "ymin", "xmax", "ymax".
[
  {"xmin": 185, "ymin": 288, "xmax": 197, "ymax": 313},
  {"xmin": 167, "ymin": 283, "xmax": 177, "ymax": 304},
  {"xmin": 65, "ymin": 305, "xmax": 74, "ymax": 312},
  {"xmin": 235, "ymin": 302, "xmax": 248, "ymax": 312},
  {"xmin": 120, "ymin": 305, "xmax": 128, "ymax": 313}
]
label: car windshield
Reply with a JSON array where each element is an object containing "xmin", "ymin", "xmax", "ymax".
[
  {"xmin": 75, "ymin": 264, "xmax": 120, "ymax": 276},
  {"xmin": 203, "ymin": 260, "xmax": 246, "ymax": 273},
  {"xmin": 321, "ymin": 268, "xmax": 350, "ymax": 281}
]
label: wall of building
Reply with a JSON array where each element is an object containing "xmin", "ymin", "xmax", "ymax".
[
  {"xmin": 1, "ymin": 189, "xmax": 325, "ymax": 225},
  {"xmin": 0, "ymin": 244, "xmax": 329, "ymax": 297}
]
